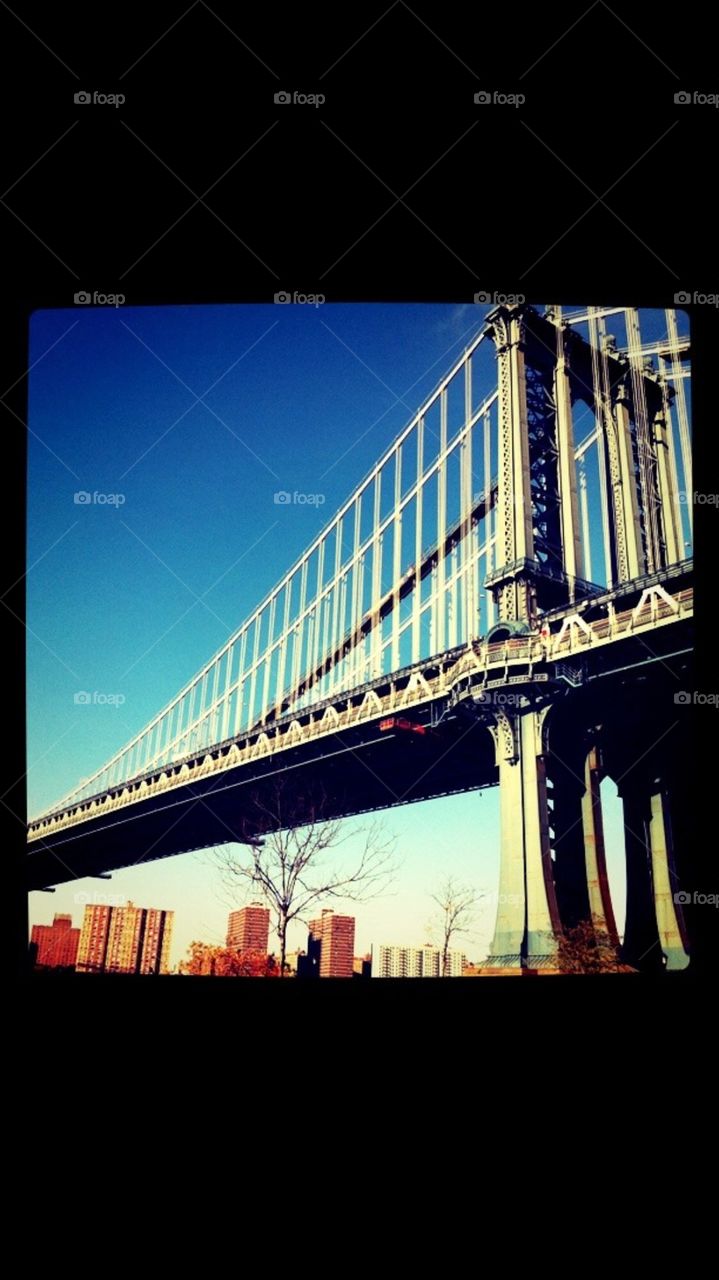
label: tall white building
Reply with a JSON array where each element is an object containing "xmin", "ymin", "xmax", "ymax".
[{"xmin": 372, "ymin": 943, "xmax": 466, "ymax": 977}]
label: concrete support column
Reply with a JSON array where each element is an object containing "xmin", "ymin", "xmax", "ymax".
[
  {"xmin": 602, "ymin": 689, "xmax": 692, "ymax": 972},
  {"xmin": 582, "ymin": 746, "xmax": 619, "ymax": 944},
  {"xmin": 521, "ymin": 708, "xmax": 561, "ymax": 961},
  {"xmin": 490, "ymin": 713, "xmax": 524, "ymax": 966},
  {"xmin": 648, "ymin": 787, "xmax": 690, "ymax": 970},
  {"xmin": 487, "ymin": 703, "xmax": 561, "ymax": 969},
  {"xmin": 615, "ymin": 767, "xmax": 690, "ymax": 971}
]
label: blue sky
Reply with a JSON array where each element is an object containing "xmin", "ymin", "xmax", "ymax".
[{"xmin": 26, "ymin": 302, "xmax": 646, "ymax": 966}]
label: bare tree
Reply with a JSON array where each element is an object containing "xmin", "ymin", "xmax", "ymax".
[
  {"xmin": 214, "ymin": 777, "xmax": 397, "ymax": 976},
  {"xmin": 430, "ymin": 876, "xmax": 483, "ymax": 976}
]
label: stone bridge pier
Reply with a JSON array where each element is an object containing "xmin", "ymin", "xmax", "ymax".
[{"xmin": 481, "ymin": 691, "xmax": 690, "ymax": 973}]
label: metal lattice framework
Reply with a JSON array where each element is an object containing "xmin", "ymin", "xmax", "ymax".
[{"xmin": 32, "ymin": 304, "xmax": 691, "ymax": 823}]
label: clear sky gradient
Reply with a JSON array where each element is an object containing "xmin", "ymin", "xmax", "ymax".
[{"xmin": 26, "ymin": 303, "xmax": 646, "ymax": 967}]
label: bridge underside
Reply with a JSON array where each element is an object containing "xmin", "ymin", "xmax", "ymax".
[{"xmin": 28, "ymin": 715, "xmax": 498, "ymax": 890}]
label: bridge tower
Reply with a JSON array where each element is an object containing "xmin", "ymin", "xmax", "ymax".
[{"xmin": 480, "ymin": 304, "xmax": 690, "ymax": 971}]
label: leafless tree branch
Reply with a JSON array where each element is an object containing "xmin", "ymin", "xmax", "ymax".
[
  {"xmin": 430, "ymin": 875, "xmax": 484, "ymax": 976},
  {"xmin": 213, "ymin": 779, "xmax": 398, "ymax": 975}
]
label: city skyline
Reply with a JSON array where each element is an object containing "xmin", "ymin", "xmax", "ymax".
[
  {"xmin": 28, "ymin": 896, "xmax": 481, "ymax": 973},
  {"xmin": 27, "ymin": 776, "xmax": 628, "ymax": 972}
]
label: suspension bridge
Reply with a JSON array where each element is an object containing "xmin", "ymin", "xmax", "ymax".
[{"xmin": 28, "ymin": 303, "xmax": 693, "ymax": 972}]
